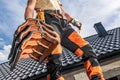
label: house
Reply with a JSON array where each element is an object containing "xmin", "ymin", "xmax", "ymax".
[{"xmin": 0, "ymin": 23, "xmax": 120, "ymax": 80}]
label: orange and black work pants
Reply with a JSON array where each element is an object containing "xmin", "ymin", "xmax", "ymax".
[
  {"xmin": 61, "ymin": 21, "xmax": 104, "ymax": 80},
  {"xmin": 36, "ymin": 12, "xmax": 64, "ymax": 80}
]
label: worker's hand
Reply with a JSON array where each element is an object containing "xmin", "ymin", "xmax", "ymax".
[{"xmin": 71, "ymin": 19, "xmax": 82, "ymax": 30}]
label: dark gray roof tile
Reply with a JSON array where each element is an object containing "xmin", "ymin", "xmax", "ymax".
[
  {"xmin": 1, "ymin": 27, "xmax": 120, "ymax": 80},
  {"xmin": 35, "ymin": 71, "xmax": 41, "ymax": 75},
  {"xmin": 15, "ymin": 77, "xmax": 21, "ymax": 80},
  {"xmin": 21, "ymin": 74, "xmax": 28, "ymax": 79},
  {"xmin": 28, "ymin": 73, "xmax": 34, "ymax": 78}
]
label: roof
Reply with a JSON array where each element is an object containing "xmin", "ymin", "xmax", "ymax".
[{"xmin": 0, "ymin": 27, "xmax": 120, "ymax": 80}]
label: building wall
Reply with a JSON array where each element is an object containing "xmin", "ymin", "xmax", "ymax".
[{"xmin": 63, "ymin": 57, "xmax": 120, "ymax": 80}]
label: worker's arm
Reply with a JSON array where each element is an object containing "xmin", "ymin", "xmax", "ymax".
[
  {"xmin": 60, "ymin": 6, "xmax": 82, "ymax": 30},
  {"xmin": 60, "ymin": 7, "xmax": 73, "ymax": 22},
  {"xmin": 24, "ymin": 0, "xmax": 36, "ymax": 20}
]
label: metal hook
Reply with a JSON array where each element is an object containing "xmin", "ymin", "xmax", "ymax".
[{"xmin": 36, "ymin": 19, "xmax": 44, "ymax": 38}]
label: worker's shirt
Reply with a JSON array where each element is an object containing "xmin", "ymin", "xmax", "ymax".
[{"xmin": 35, "ymin": 0, "xmax": 61, "ymax": 11}]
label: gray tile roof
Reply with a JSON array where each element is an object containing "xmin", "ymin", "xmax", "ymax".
[
  {"xmin": 85, "ymin": 27, "xmax": 120, "ymax": 56},
  {"xmin": 0, "ymin": 27, "xmax": 120, "ymax": 80}
]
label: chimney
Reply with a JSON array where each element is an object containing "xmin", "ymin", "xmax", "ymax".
[{"xmin": 94, "ymin": 22, "xmax": 108, "ymax": 37}]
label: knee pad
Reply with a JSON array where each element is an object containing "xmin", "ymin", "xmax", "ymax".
[
  {"xmin": 81, "ymin": 44, "xmax": 97, "ymax": 61},
  {"xmin": 84, "ymin": 60, "xmax": 104, "ymax": 80}
]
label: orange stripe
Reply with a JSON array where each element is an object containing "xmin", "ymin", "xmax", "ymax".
[
  {"xmin": 84, "ymin": 60, "xmax": 91, "ymax": 78},
  {"xmin": 74, "ymin": 48, "xmax": 83, "ymax": 57},
  {"xmin": 84, "ymin": 60, "xmax": 105, "ymax": 80},
  {"xmin": 56, "ymin": 76, "xmax": 65, "ymax": 80},
  {"xmin": 47, "ymin": 74, "xmax": 51, "ymax": 80},
  {"xmin": 52, "ymin": 43, "xmax": 62, "ymax": 54},
  {"xmin": 68, "ymin": 31, "xmax": 89, "ymax": 47},
  {"xmin": 90, "ymin": 66, "xmax": 105, "ymax": 80},
  {"xmin": 51, "ymin": 32, "xmax": 62, "ymax": 54}
]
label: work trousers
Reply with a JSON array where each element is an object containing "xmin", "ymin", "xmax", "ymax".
[
  {"xmin": 37, "ymin": 12, "xmax": 64, "ymax": 80},
  {"xmin": 60, "ymin": 19, "xmax": 105, "ymax": 80}
]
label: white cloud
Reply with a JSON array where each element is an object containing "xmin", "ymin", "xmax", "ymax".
[
  {"xmin": 1, "ymin": 0, "xmax": 120, "ymax": 38},
  {"xmin": 61, "ymin": 0, "xmax": 120, "ymax": 37},
  {"xmin": 0, "ymin": 0, "xmax": 28, "ymax": 35},
  {"xmin": 108, "ymin": 9, "xmax": 120, "ymax": 30},
  {"xmin": 0, "ymin": 0, "xmax": 28, "ymax": 41},
  {"xmin": 0, "ymin": 38, "xmax": 4, "ymax": 41},
  {"xmin": 0, "ymin": 52, "xmax": 7, "ymax": 62},
  {"xmin": 0, "ymin": 0, "xmax": 120, "ymax": 38},
  {"xmin": 2, "ymin": 0, "xmax": 26, "ymax": 22},
  {"xmin": 0, "ymin": 45, "xmax": 11, "ymax": 63}
]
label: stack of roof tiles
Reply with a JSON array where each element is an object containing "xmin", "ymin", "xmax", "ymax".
[{"xmin": 0, "ymin": 27, "xmax": 120, "ymax": 80}]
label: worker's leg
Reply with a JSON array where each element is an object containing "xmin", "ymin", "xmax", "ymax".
[
  {"xmin": 61, "ymin": 28, "xmax": 104, "ymax": 80},
  {"xmin": 44, "ymin": 13, "xmax": 64, "ymax": 80},
  {"xmin": 46, "ymin": 32, "xmax": 64, "ymax": 80},
  {"xmin": 81, "ymin": 44, "xmax": 104, "ymax": 80}
]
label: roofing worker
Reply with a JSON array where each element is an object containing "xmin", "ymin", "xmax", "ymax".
[
  {"xmin": 59, "ymin": 4, "xmax": 105, "ymax": 80},
  {"xmin": 25, "ymin": 0, "xmax": 64, "ymax": 80},
  {"xmin": 25, "ymin": 0, "xmax": 105, "ymax": 80}
]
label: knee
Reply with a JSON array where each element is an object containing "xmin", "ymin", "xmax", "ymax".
[
  {"xmin": 81, "ymin": 44, "xmax": 97, "ymax": 60},
  {"xmin": 52, "ymin": 43, "xmax": 62, "ymax": 55},
  {"xmin": 47, "ymin": 54, "xmax": 62, "ymax": 80}
]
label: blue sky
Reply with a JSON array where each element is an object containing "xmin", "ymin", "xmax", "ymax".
[{"xmin": 0, "ymin": 0, "xmax": 120, "ymax": 63}]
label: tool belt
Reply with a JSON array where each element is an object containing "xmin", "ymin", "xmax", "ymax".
[
  {"xmin": 36, "ymin": 10, "xmax": 62, "ymax": 21},
  {"xmin": 45, "ymin": 10, "xmax": 62, "ymax": 18},
  {"xmin": 8, "ymin": 18, "xmax": 59, "ymax": 70},
  {"xmin": 36, "ymin": 10, "xmax": 61, "ymax": 14}
]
